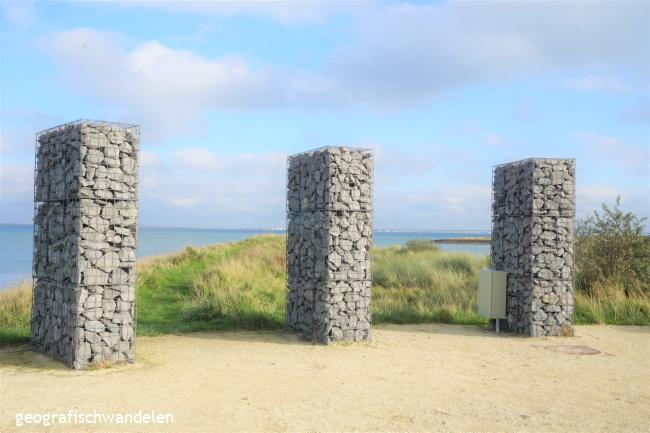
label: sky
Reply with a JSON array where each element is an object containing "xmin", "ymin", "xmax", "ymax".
[{"xmin": 1, "ymin": 1, "xmax": 648, "ymax": 230}]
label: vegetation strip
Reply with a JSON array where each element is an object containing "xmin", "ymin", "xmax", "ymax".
[
  {"xmin": 1, "ymin": 225, "xmax": 648, "ymax": 347},
  {"xmin": 432, "ymin": 237, "xmax": 491, "ymax": 244}
]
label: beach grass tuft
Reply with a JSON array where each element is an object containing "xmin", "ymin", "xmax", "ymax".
[{"xmin": 0, "ymin": 281, "xmax": 32, "ymax": 346}]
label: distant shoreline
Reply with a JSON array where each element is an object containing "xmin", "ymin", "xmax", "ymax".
[
  {"xmin": 433, "ymin": 237, "xmax": 491, "ymax": 245},
  {"xmin": 0, "ymin": 223, "xmax": 490, "ymax": 234}
]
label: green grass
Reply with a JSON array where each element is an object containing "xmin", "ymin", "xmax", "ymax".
[
  {"xmin": 574, "ymin": 290, "xmax": 650, "ymax": 325},
  {"xmin": 372, "ymin": 245, "xmax": 489, "ymax": 325},
  {"xmin": 137, "ymin": 235, "xmax": 286, "ymax": 335},
  {"xmin": 1, "ymin": 234, "xmax": 648, "ymax": 347},
  {"xmin": 0, "ymin": 281, "xmax": 32, "ymax": 346}
]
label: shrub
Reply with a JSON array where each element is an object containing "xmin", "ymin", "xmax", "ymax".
[{"xmin": 575, "ymin": 196, "xmax": 650, "ymax": 296}]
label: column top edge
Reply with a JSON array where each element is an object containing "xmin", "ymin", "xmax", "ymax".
[
  {"xmin": 288, "ymin": 146, "xmax": 373, "ymax": 160},
  {"xmin": 37, "ymin": 119, "xmax": 140, "ymax": 136},
  {"xmin": 492, "ymin": 157, "xmax": 576, "ymax": 169}
]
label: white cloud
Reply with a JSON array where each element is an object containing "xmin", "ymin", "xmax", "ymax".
[
  {"xmin": 16, "ymin": 2, "xmax": 647, "ymax": 228},
  {"xmin": 0, "ymin": 164, "xmax": 32, "ymax": 200},
  {"xmin": 120, "ymin": 1, "xmax": 367, "ymax": 25},
  {"xmin": 576, "ymin": 184, "xmax": 649, "ymax": 220},
  {"xmin": 171, "ymin": 148, "xmax": 221, "ymax": 171},
  {"xmin": 3, "ymin": 137, "xmax": 647, "ymax": 227},
  {"xmin": 43, "ymin": 28, "xmax": 329, "ymax": 135},
  {"xmin": 374, "ymin": 144, "xmax": 435, "ymax": 179},
  {"xmin": 0, "ymin": 110, "xmax": 62, "ymax": 222},
  {"xmin": 167, "ymin": 197, "xmax": 202, "ymax": 208},
  {"xmin": 484, "ymin": 133, "xmax": 509, "ymax": 148},
  {"xmin": 577, "ymin": 184, "xmax": 622, "ymax": 216},
  {"xmin": 439, "ymin": 185, "xmax": 492, "ymax": 215},
  {"xmin": 374, "ymin": 141, "xmax": 477, "ymax": 187},
  {"xmin": 375, "ymin": 184, "xmax": 492, "ymax": 230},
  {"xmin": 567, "ymin": 76, "xmax": 631, "ymax": 93},
  {"xmin": 326, "ymin": 2, "xmax": 649, "ymax": 108},
  {"xmin": 0, "ymin": 109, "xmax": 61, "ymax": 156},
  {"xmin": 0, "ymin": 163, "xmax": 33, "ymax": 223},
  {"xmin": 575, "ymin": 132, "xmax": 650, "ymax": 175},
  {"xmin": 138, "ymin": 148, "xmax": 287, "ymax": 228},
  {"xmin": 2, "ymin": 1, "xmax": 36, "ymax": 32},
  {"xmin": 327, "ymin": 4, "xmax": 534, "ymax": 107},
  {"xmin": 0, "ymin": 131, "xmax": 15, "ymax": 155},
  {"xmin": 42, "ymin": 2, "xmax": 649, "ymax": 130},
  {"xmin": 140, "ymin": 150, "xmax": 162, "ymax": 168}
]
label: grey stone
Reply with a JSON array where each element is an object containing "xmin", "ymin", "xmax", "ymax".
[
  {"xmin": 83, "ymin": 269, "xmax": 109, "ymax": 285},
  {"xmin": 84, "ymin": 320, "xmax": 105, "ymax": 332},
  {"xmin": 94, "ymin": 251, "xmax": 119, "ymax": 272},
  {"xmin": 85, "ymin": 149, "xmax": 103, "ymax": 164}
]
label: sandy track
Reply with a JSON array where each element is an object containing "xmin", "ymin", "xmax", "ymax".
[{"xmin": 1, "ymin": 324, "xmax": 649, "ymax": 432}]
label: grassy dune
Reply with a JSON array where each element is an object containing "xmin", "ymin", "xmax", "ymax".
[
  {"xmin": 137, "ymin": 235, "xmax": 287, "ymax": 335},
  {"xmin": 1, "ymin": 234, "xmax": 648, "ymax": 346}
]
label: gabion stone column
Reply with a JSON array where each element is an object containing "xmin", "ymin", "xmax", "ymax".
[
  {"xmin": 286, "ymin": 147, "xmax": 373, "ymax": 344},
  {"xmin": 491, "ymin": 158, "xmax": 575, "ymax": 336},
  {"xmin": 32, "ymin": 120, "xmax": 139, "ymax": 368}
]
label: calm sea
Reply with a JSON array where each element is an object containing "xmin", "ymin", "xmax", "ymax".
[{"xmin": 0, "ymin": 224, "xmax": 489, "ymax": 290}]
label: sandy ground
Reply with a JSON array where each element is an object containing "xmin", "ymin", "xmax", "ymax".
[{"xmin": 1, "ymin": 324, "xmax": 649, "ymax": 433}]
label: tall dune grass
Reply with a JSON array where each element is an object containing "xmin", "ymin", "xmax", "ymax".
[
  {"xmin": 372, "ymin": 245, "xmax": 489, "ymax": 324},
  {"xmin": 181, "ymin": 237, "xmax": 286, "ymax": 329},
  {"xmin": 574, "ymin": 280, "xmax": 650, "ymax": 325},
  {"xmin": 136, "ymin": 235, "xmax": 286, "ymax": 335},
  {"xmin": 0, "ymin": 281, "xmax": 32, "ymax": 345},
  {"xmin": 1, "ymin": 234, "xmax": 648, "ymax": 346}
]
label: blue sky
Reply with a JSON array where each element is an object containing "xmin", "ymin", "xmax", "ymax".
[{"xmin": 1, "ymin": 1, "xmax": 648, "ymax": 230}]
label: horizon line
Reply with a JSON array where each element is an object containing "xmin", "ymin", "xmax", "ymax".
[{"xmin": 0, "ymin": 222, "xmax": 491, "ymax": 233}]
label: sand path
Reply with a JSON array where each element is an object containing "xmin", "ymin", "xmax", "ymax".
[{"xmin": 1, "ymin": 324, "xmax": 649, "ymax": 432}]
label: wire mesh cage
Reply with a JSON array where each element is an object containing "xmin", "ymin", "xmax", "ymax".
[
  {"xmin": 489, "ymin": 157, "xmax": 577, "ymax": 335},
  {"xmin": 32, "ymin": 119, "xmax": 139, "ymax": 368},
  {"xmin": 285, "ymin": 146, "xmax": 374, "ymax": 343}
]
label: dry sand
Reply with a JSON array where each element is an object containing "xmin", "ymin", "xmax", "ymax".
[{"xmin": 1, "ymin": 324, "xmax": 649, "ymax": 432}]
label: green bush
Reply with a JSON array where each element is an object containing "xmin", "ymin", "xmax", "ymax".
[{"xmin": 575, "ymin": 196, "xmax": 650, "ymax": 297}]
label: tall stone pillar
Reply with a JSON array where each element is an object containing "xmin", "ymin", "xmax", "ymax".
[
  {"xmin": 491, "ymin": 158, "xmax": 575, "ymax": 336},
  {"xmin": 286, "ymin": 147, "xmax": 373, "ymax": 343},
  {"xmin": 32, "ymin": 120, "xmax": 139, "ymax": 368}
]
